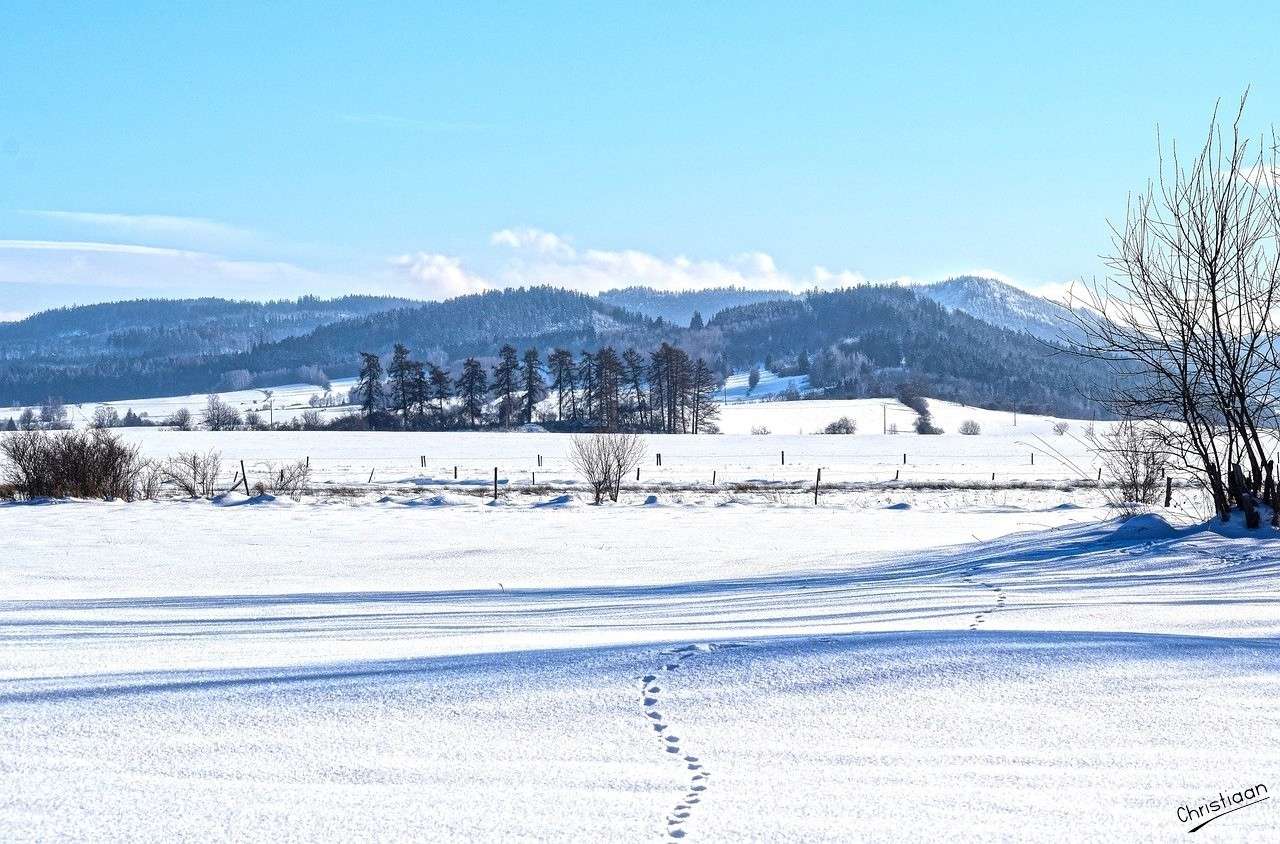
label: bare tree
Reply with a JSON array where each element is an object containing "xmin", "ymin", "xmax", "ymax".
[
  {"xmin": 1066, "ymin": 93, "xmax": 1280, "ymax": 524},
  {"xmin": 201, "ymin": 395, "xmax": 241, "ymax": 431},
  {"xmin": 569, "ymin": 433, "xmax": 646, "ymax": 504},
  {"xmin": 168, "ymin": 407, "xmax": 194, "ymax": 431}
]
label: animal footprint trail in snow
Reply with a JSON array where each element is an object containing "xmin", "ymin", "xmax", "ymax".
[
  {"xmin": 964, "ymin": 571, "xmax": 1007, "ymax": 631},
  {"xmin": 638, "ymin": 642, "xmax": 744, "ymax": 839}
]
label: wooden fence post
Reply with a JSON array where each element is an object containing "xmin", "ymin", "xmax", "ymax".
[
  {"xmin": 895, "ymin": 469, "xmax": 899, "ymax": 481},
  {"xmin": 636, "ymin": 467, "xmax": 640, "ymax": 481},
  {"xmin": 712, "ymin": 470, "xmax": 716, "ymax": 486},
  {"xmin": 454, "ymin": 466, "xmax": 458, "ymax": 479},
  {"xmin": 781, "ymin": 450, "xmax": 785, "ymax": 465},
  {"xmin": 368, "ymin": 468, "xmax": 375, "ymax": 484},
  {"xmin": 240, "ymin": 460, "xmax": 250, "ymax": 495},
  {"xmin": 493, "ymin": 467, "xmax": 498, "ymax": 500},
  {"xmin": 1164, "ymin": 476, "xmax": 1173, "ymax": 507},
  {"xmin": 903, "ymin": 453, "xmax": 907, "ymax": 465},
  {"xmin": 814, "ymin": 468, "xmax": 821, "ymax": 505}
]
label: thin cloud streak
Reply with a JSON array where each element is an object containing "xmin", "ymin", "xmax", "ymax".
[{"xmin": 18, "ymin": 211, "xmax": 258, "ymax": 244}]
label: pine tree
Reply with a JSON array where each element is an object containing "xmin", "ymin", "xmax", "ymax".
[
  {"xmin": 622, "ymin": 348, "xmax": 647, "ymax": 429},
  {"xmin": 491, "ymin": 345, "xmax": 520, "ymax": 427},
  {"xmin": 408, "ymin": 361, "xmax": 428, "ymax": 424},
  {"xmin": 690, "ymin": 358, "xmax": 721, "ymax": 434},
  {"xmin": 388, "ymin": 343, "xmax": 413, "ymax": 422},
  {"xmin": 578, "ymin": 350, "xmax": 598, "ymax": 427},
  {"xmin": 547, "ymin": 348, "xmax": 577, "ymax": 422},
  {"xmin": 456, "ymin": 358, "xmax": 487, "ymax": 427},
  {"xmin": 520, "ymin": 348, "xmax": 546, "ymax": 424},
  {"xmin": 428, "ymin": 363, "xmax": 453, "ymax": 421},
  {"xmin": 689, "ymin": 310, "xmax": 704, "ymax": 330},
  {"xmin": 595, "ymin": 346, "xmax": 623, "ymax": 432},
  {"xmin": 357, "ymin": 352, "xmax": 385, "ymax": 419}
]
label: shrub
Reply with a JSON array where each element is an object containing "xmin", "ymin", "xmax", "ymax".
[
  {"xmin": 0, "ymin": 428, "xmax": 149, "ymax": 500},
  {"xmin": 1091, "ymin": 420, "xmax": 1167, "ymax": 512},
  {"xmin": 256, "ymin": 460, "xmax": 312, "ymax": 499},
  {"xmin": 914, "ymin": 415, "xmax": 943, "ymax": 435},
  {"xmin": 959, "ymin": 419, "xmax": 981, "ymax": 435},
  {"xmin": 823, "ymin": 416, "xmax": 857, "ymax": 435},
  {"xmin": 92, "ymin": 405, "xmax": 120, "ymax": 429},
  {"xmin": 168, "ymin": 407, "xmax": 194, "ymax": 431},
  {"xmin": 299, "ymin": 409, "xmax": 324, "ymax": 430},
  {"xmin": 1053, "ymin": 421, "xmax": 1070, "ymax": 436},
  {"xmin": 750, "ymin": 425, "xmax": 771, "ymax": 435},
  {"xmin": 163, "ymin": 450, "xmax": 223, "ymax": 498}
]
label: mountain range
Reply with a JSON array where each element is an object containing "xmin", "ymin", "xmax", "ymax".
[{"xmin": 0, "ymin": 278, "xmax": 1104, "ymax": 416}]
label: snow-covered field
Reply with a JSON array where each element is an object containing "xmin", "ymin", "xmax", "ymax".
[
  {"xmin": 53, "ymin": 396, "xmax": 1118, "ymax": 496},
  {"xmin": 2, "ymin": 401, "xmax": 1275, "ymax": 840}
]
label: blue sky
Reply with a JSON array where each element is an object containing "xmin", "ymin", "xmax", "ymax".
[{"xmin": 2, "ymin": 1, "xmax": 1278, "ymax": 318}]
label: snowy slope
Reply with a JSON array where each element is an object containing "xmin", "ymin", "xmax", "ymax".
[
  {"xmin": 719, "ymin": 369, "xmax": 810, "ymax": 403},
  {"xmin": 919, "ymin": 276, "xmax": 1082, "ymax": 343}
]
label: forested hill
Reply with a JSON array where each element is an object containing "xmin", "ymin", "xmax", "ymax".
[
  {"xmin": 709, "ymin": 286, "xmax": 1105, "ymax": 417},
  {"xmin": 0, "ymin": 287, "xmax": 655, "ymax": 405},
  {"xmin": 0, "ymin": 295, "xmax": 416, "ymax": 361},
  {"xmin": 598, "ymin": 286, "xmax": 796, "ymax": 326},
  {"xmin": 1, "ymin": 284, "xmax": 1106, "ymax": 417},
  {"xmin": 230, "ymin": 287, "xmax": 650, "ymax": 374}
]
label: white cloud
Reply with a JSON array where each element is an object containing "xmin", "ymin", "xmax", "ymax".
[
  {"xmin": 392, "ymin": 252, "xmax": 490, "ymax": 298},
  {"xmin": 478, "ymin": 228, "xmax": 870, "ymax": 294},
  {"xmin": 1027, "ymin": 280, "xmax": 1090, "ymax": 307},
  {"xmin": 489, "ymin": 227, "xmax": 577, "ymax": 258},
  {"xmin": 19, "ymin": 211, "xmax": 257, "ymax": 246},
  {"xmin": 0, "ymin": 310, "xmax": 28, "ymax": 323},
  {"xmin": 0, "ymin": 239, "xmax": 204, "ymax": 257}
]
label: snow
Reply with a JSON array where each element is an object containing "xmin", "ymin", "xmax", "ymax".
[
  {"xmin": 5, "ymin": 378, "xmax": 361, "ymax": 428},
  {"xmin": 40, "ymin": 396, "xmax": 1110, "ymax": 502},
  {"xmin": 719, "ymin": 369, "xmax": 810, "ymax": 403},
  {"xmin": 3, "ymin": 473, "xmax": 1278, "ymax": 840}
]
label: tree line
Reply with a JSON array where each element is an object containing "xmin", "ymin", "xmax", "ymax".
[{"xmin": 351, "ymin": 341, "xmax": 721, "ymax": 434}]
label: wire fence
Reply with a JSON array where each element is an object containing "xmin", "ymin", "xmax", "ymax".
[{"xmin": 210, "ymin": 448, "xmax": 1198, "ymax": 498}]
